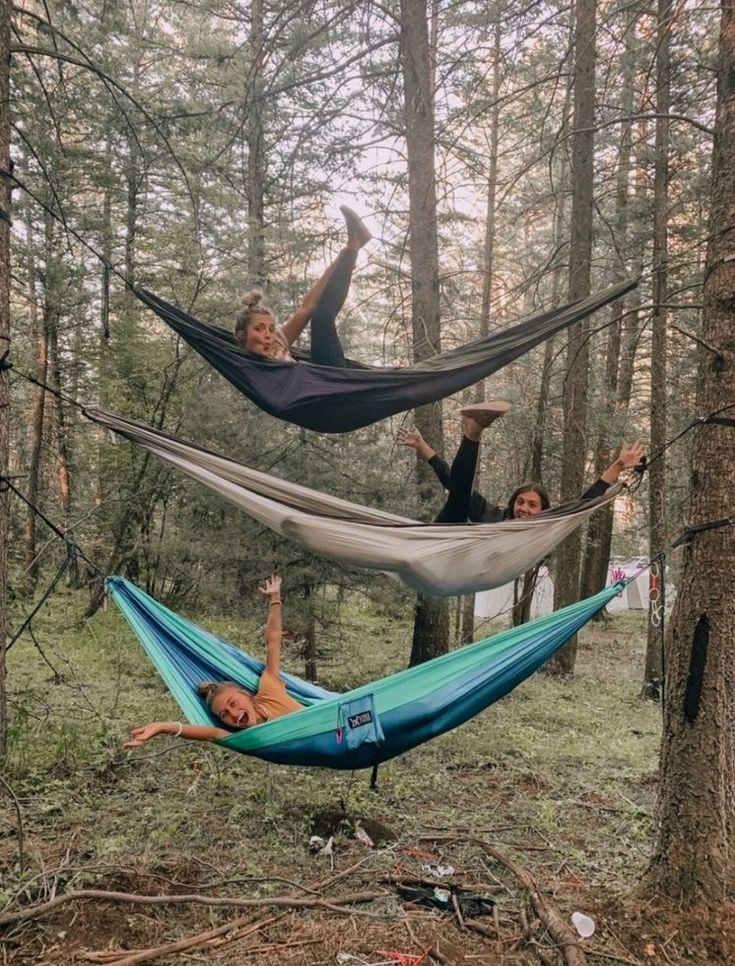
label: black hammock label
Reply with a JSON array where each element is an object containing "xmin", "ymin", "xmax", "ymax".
[{"xmin": 348, "ymin": 710, "xmax": 373, "ymax": 729}]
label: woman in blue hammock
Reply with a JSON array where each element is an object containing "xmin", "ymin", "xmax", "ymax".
[
  {"xmin": 123, "ymin": 575, "xmax": 302, "ymax": 747},
  {"xmin": 398, "ymin": 403, "xmax": 644, "ymax": 522},
  {"xmin": 234, "ymin": 207, "xmax": 371, "ymax": 366}
]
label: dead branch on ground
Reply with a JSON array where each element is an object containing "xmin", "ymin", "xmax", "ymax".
[
  {"xmin": 421, "ymin": 835, "xmax": 588, "ymax": 966},
  {"xmin": 0, "ymin": 887, "xmax": 385, "ymax": 928}
]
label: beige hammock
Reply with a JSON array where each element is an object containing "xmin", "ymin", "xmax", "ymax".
[{"xmin": 87, "ymin": 408, "xmax": 622, "ymax": 597}]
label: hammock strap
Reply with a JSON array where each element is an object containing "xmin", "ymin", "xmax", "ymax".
[
  {"xmin": 6, "ymin": 363, "xmax": 86, "ymax": 412},
  {"xmin": 7, "ymin": 171, "xmax": 131, "ymax": 289},
  {"xmin": 0, "ymin": 476, "xmax": 105, "ymax": 653},
  {"xmin": 641, "ymin": 402, "xmax": 735, "ymax": 477},
  {"xmin": 647, "ymin": 559, "xmax": 666, "ymax": 712},
  {"xmin": 670, "ymin": 515, "xmax": 735, "ymax": 549},
  {"xmin": 629, "ymin": 515, "xmax": 735, "ymax": 713},
  {"xmin": 5, "ymin": 546, "xmax": 74, "ymax": 654}
]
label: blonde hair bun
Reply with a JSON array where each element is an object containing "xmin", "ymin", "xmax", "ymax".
[{"xmin": 242, "ymin": 288, "xmax": 265, "ymax": 312}]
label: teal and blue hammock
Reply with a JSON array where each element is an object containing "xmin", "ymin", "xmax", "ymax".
[
  {"xmin": 109, "ymin": 576, "xmax": 625, "ymax": 770},
  {"xmin": 136, "ymin": 279, "xmax": 636, "ymax": 433}
]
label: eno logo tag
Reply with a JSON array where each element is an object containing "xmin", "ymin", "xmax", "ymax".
[{"xmin": 348, "ymin": 710, "xmax": 373, "ymax": 729}]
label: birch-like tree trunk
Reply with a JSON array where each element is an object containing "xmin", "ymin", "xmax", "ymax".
[
  {"xmin": 400, "ymin": 0, "xmax": 448, "ymax": 666},
  {"xmin": 548, "ymin": 0, "xmax": 596, "ymax": 674},
  {"xmin": 645, "ymin": 0, "xmax": 735, "ymax": 899}
]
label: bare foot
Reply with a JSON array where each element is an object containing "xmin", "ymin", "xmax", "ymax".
[{"xmin": 397, "ymin": 428, "xmax": 435, "ymax": 461}]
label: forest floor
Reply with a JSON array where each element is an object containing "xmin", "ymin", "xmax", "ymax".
[{"xmin": 1, "ymin": 585, "xmax": 734, "ymax": 965}]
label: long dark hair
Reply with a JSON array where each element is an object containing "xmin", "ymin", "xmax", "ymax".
[{"xmin": 506, "ymin": 483, "xmax": 551, "ymax": 518}]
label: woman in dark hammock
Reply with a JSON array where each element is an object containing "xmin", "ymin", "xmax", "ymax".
[
  {"xmin": 234, "ymin": 206, "xmax": 371, "ymax": 366},
  {"xmin": 123, "ymin": 575, "xmax": 303, "ymax": 746},
  {"xmin": 398, "ymin": 402, "xmax": 644, "ymax": 523}
]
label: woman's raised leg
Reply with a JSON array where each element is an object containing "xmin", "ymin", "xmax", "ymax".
[
  {"xmin": 308, "ymin": 247, "xmax": 356, "ymax": 366},
  {"xmin": 434, "ymin": 434, "xmax": 481, "ymax": 523}
]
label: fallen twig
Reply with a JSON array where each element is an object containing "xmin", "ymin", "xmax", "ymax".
[
  {"xmin": 480, "ymin": 841, "xmax": 587, "ymax": 966},
  {"xmin": 82, "ymin": 914, "xmax": 277, "ymax": 965},
  {"xmin": 0, "ymin": 887, "xmax": 386, "ymax": 928},
  {"xmin": 422, "ymin": 835, "xmax": 587, "ymax": 966},
  {"xmin": 451, "ymin": 892, "xmax": 466, "ymax": 931}
]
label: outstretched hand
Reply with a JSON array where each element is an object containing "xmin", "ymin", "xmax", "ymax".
[
  {"xmin": 258, "ymin": 573, "xmax": 282, "ymax": 599},
  {"xmin": 123, "ymin": 722, "xmax": 171, "ymax": 748},
  {"xmin": 397, "ymin": 428, "xmax": 435, "ymax": 461},
  {"xmin": 616, "ymin": 440, "xmax": 645, "ymax": 471},
  {"xmin": 397, "ymin": 428, "xmax": 424, "ymax": 450}
]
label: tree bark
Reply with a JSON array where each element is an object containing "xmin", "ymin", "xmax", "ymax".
[
  {"xmin": 248, "ymin": 0, "xmax": 266, "ymax": 285},
  {"xmin": 645, "ymin": 0, "xmax": 735, "ymax": 901},
  {"xmin": 548, "ymin": 0, "xmax": 596, "ymax": 675},
  {"xmin": 400, "ymin": 0, "xmax": 448, "ymax": 666},
  {"xmin": 461, "ymin": 17, "xmax": 503, "ymax": 640},
  {"xmin": 0, "ymin": 0, "xmax": 12, "ymax": 760},
  {"xmin": 23, "ymin": 206, "xmax": 47, "ymax": 588},
  {"xmin": 642, "ymin": 0, "xmax": 672, "ymax": 701},
  {"xmin": 580, "ymin": 16, "xmax": 638, "ymax": 607}
]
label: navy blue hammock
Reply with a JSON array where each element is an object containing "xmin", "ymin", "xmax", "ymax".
[
  {"xmin": 135, "ymin": 279, "xmax": 637, "ymax": 433},
  {"xmin": 110, "ymin": 576, "xmax": 626, "ymax": 770}
]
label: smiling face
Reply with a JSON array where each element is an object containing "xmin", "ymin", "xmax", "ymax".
[
  {"xmin": 512, "ymin": 488, "xmax": 545, "ymax": 519},
  {"xmin": 210, "ymin": 685, "xmax": 257, "ymax": 729},
  {"xmin": 243, "ymin": 312, "xmax": 277, "ymax": 357}
]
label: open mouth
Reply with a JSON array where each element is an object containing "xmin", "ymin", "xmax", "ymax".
[{"xmin": 236, "ymin": 710, "xmax": 250, "ymax": 727}]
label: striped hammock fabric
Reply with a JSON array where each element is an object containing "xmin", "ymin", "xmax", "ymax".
[{"xmin": 109, "ymin": 576, "xmax": 625, "ymax": 770}]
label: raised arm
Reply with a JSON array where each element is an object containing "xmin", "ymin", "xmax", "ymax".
[
  {"xmin": 397, "ymin": 428, "xmax": 452, "ymax": 489},
  {"xmin": 123, "ymin": 721, "xmax": 230, "ymax": 747},
  {"xmin": 258, "ymin": 574, "xmax": 284, "ymax": 676},
  {"xmin": 600, "ymin": 440, "xmax": 645, "ymax": 485}
]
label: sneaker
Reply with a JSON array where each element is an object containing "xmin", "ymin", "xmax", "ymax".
[
  {"xmin": 460, "ymin": 400, "xmax": 511, "ymax": 427},
  {"xmin": 340, "ymin": 206, "xmax": 372, "ymax": 247}
]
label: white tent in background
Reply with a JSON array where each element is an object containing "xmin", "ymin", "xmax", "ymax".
[
  {"xmin": 605, "ymin": 559, "xmax": 650, "ymax": 611},
  {"xmin": 474, "ymin": 566, "xmax": 555, "ymax": 623},
  {"xmin": 474, "ymin": 559, "xmax": 658, "ymax": 623}
]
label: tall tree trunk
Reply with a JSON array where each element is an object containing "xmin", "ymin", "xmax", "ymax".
[
  {"xmin": 248, "ymin": 0, "xmax": 266, "ymax": 285},
  {"xmin": 530, "ymin": 8, "xmax": 574, "ymax": 484},
  {"xmin": 0, "ymin": 0, "xmax": 12, "ymax": 760},
  {"xmin": 302, "ymin": 580, "xmax": 317, "ymax": 682},
  {"xmin": 460, "ymin": 16, "xmax": 503, "ymax": 643},
  {"xmin": 89, "ymin": 125, "xmax": 141, "ymax": 614},
  {"xmin": 642, "ymin": 0, "xmax": 672, "ymax": 700},
  {"xmin": 548, "ymin": 0, "xmax": 596, "ymax": 675},
  {"xmin": 645, "ymin": 0, "xmax": 735, "ymax": 899},
  {"xmin": 46, "ymin": 260, "xmax": 74, "ymax": 564},
  {"xmin": 401, "ymin": 0, "xmax": 448, "ymax": 666},
  {"xmin": 23, "ymin": 207, "xmax": 47, "ymax": 588},
  {"xmin": 580, "ymin": 15, "xmax": 638, "ymax": 606}
]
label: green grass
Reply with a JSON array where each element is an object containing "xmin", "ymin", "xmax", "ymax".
[{"xmin": 1, "ymin": 585, "xmax": 663, "ymax": 961}]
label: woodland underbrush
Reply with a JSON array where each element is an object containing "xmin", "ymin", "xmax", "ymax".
[{"xmin": 1, "ymin": 586, "xmax": 732, "ymax": 964}]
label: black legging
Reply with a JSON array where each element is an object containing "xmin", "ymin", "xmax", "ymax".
[
  {"xmin": 434, "ymin": 436, "xmax": 480, "ymax": 523},
  {"xmin": 309, "ymin": 248, "xmax": 356, "ymax": 367}
]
